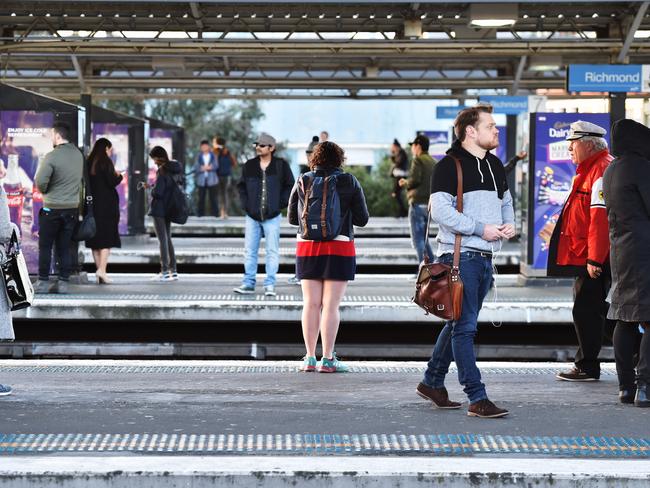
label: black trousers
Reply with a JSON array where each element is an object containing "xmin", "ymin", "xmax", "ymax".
[
  {"xmin": 153, "ymin": 217, "xmax": 176, "ymax": 274},
  {"xmin": 572, "ymin": 270, "xmax": 615, "ymax": 378},
  {"xmin": 38, "ymin": 208, "xmax": 77, "ymax": 281},
  {"xmin": 392, "ymin": 180, "xmax": 408, "ymax": 217},
  {"xmin": 197, "ymin": 185, "xmax": 219, "ymax": 217},
  {"xmin": 614, "ymin": 321, "xmax": 650, "ymax": 389}
]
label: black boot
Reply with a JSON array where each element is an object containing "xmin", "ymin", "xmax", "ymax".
[
  {"xmin": 619, "ymin": 389, "xmax": 636, "ymax": 404},
  {"xmin": 634, "ymin": 383, "xmax": 650, "ymax": 408}
]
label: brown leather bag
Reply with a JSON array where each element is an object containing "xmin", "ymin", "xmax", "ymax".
[{"xmin": 412, "ymin": 156, "xmax": 464, "ymax": 321}]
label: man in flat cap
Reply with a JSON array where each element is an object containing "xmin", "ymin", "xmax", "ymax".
[
  {"xmin": 235, "ymin": 132, "xmax": 294, "ymax": 296},
  {"xmin": 548, "ymin": 120, "xmax": 615, "ymax": 382}
]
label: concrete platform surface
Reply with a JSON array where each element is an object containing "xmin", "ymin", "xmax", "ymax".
[
  {"xmin": 18, "ymin": 273, "xmax": 573, "ymax": 323},
  {"xmin": 0, "ymin": 360, "xmax": 648, "ymax": 449},
  {"xmin": 145, "ymin": 216, "xmax": 423, "ymax": 237},
  {"xmin": 84, "ymin": 237, "xmax": 520, "ymax": 267},
  {"xmin": 0, "ymin": 456, "xmax": 648, "ymax": 487}
]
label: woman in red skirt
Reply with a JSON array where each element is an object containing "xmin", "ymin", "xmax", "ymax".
[{"xmin": 288, "ymin": 142, "xmax": 369, "ymax": 372}]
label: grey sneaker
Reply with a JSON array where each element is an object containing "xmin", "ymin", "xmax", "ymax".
[
  {"xmin": 264, "ymin": 285, "xmax": 277, "ymax": 297},
  {"xmin": 34, "ymin": 280, "xmax": 50, "ymax": 294},
  {"xmin": 233, "ymin": 285, "xmax": 255, "ymax": 295},
  {"xmin": 0, "ymin": 384, "xmax": 12, "ymax": 396},
  {"xmin": 49, "ymin": 280, "xmax": 68, "ymax": 294},
  {"xmin": 287, "ymin": 276, "xmax": 300, "ymax": 285}
]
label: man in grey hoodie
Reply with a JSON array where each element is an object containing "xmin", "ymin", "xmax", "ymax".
[
  {"xmin": 33, "ymin": 121, "xmax": 84, "ymax": 294},
  {"xmin": 416, "ymin": 104, "xmax": 515, "ymax": 419}
]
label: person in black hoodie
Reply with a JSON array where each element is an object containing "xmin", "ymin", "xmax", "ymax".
[
  {"xmin": 603, "ymin": 118, "xmax": 650, "ymax": 407},
  {"xmin": 148, "ymin": 146, "xmax": 183, "ymax": 282},
  {"xmin": 234, "ymin": 133, "xmax": 295, "ymax": 297},
  {"xmin": 390, "ymin": 139, "xmax": 409, "ymax": 217}
]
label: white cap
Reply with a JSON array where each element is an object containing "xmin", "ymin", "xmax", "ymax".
[{"xmin": 566, "ymin": 120, "xmax": 607, "ymax": 141}]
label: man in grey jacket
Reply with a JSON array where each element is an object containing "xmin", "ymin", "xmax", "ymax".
[
  {"xmin": 33, "ymin": 121, "xmax": 84, "ymax": 294},
  {"xmin": 416, "ymin": 105, "xmax": 515, "ymax": 419}
]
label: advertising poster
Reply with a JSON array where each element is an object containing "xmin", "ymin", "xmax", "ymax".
[
  {"xmin": 0, "ymin": 110, "xmax": 54, "ymax": 273},
  {"xmin": 529, "ymin": 112, "xmax": 610, "ymax": 269},
  {"xmin": 92, "ymin": 123, "xmax": 129, "ymax": 235},
  {"xmin": 417, "ymin": 130, "xmax": 449, "ymax": 161},
  {"xmin": 148, "ymin": 128, "xmax": 174, "ymax": 186},
  {"xmin": 495, "ymin": 127, "xmax": 507, "ymax": 164}
]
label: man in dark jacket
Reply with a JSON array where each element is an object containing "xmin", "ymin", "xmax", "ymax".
[
  {"xmin": 547, "ymin": 121, "xmax": 613, "ymax": 382},
  {"xmin": 390, "ymin": 139, "xmax": 409, "ymax": 217},
  {"xmin": 603, "ymin": 118, "xmax": 650, "ymax": 407},
  {"xmin": 398, "ymin": 134, "xmax": 435, "ymax": 263},
  {"xmin": 234, "ymin": 132, "xmax": 294, "ymax": 297}
]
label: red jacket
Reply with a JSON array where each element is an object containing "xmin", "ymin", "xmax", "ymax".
[{"xmin": 551, "ymin": 149, "xmax": 612, "ymax": 272}]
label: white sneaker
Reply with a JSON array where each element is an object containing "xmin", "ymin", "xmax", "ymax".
[
  {"xmin": 264, "ymin": 285, "xmax": 277, "ymax": 297},
  {"xmin": 151, "ymin": 273, "xmax": 174, "ymax": 282}
]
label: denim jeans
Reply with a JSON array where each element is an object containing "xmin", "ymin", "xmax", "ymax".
[
  {"xmin": 243, "ymin": 214, "xmax": 281, "ymax": 287},
  {"xmin": 422, "ymin": 251, "xmax": 493, "ymax": 404},
  {"xmin": 408, "ymin": 204, "xmax": 434, "ymax": 263},
  {"xmin": 38, "ymin": 208, "xmax": 78, "ymax": 281}
]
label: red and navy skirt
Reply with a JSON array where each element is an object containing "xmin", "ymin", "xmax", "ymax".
[{"xmin": 296, "ymin": 235, "xmax": 356, "ymax": 281}]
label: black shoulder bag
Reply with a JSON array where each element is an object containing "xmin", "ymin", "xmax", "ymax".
[{"xmin": 73, "ymin": 161, "xmax": 97, "ymax": 242}]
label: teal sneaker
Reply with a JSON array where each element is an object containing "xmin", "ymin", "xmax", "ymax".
[
  {"xmin": 317, "ymin": 354, "xmax": 349, "ymax": 373},
  {"xmin": 299, "ymin": 356, "xmax": 317, "ymax": 372}
]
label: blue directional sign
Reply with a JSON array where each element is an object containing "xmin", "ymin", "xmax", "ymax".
[
  {"xmin": 568, "ymin": 64, "xmax": 643, "ymax": 93},
  {"xmin": 436, "ymin": 106, "xmax": 468, "ymax": 119},
  {"xmin": 479, "ymin": 96, "xmax": 529, "ymax": 114}
]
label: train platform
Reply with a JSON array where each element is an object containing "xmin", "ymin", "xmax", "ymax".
[
  {"xmin": 18, "ymin": 273, "xmax": 571, "ymax": 324},
  {"xmin": 145, "ymin": 215, "xmax": 420, "ymax": 237},
  {"xmin": 0, "ymin": 359, "xmax": 647, "ymax": 487},
  {"xmin": 84, "ymin": 236, "xmax": 520, "ymax": 268}
]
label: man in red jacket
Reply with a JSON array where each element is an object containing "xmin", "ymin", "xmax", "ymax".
[{"xmin": 548, "ymin": 121, "xmax": 614, "ymax": 382}]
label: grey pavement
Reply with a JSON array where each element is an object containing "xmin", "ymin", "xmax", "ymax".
[
  {"xmin": 82, "ymin": 236, "xmax": 521, "ymax": 267},
  {"xmin": 0, "ymin": 360, "xmax": 645, "ymax": 439}
]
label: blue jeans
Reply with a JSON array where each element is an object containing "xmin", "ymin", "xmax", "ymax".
[
  {"xmin": 243, "ymin": 214, "xmax": 281, "ymax": 287},
  {"xmin": 408, "ymin": 204, "xmax": 434, "ymax": 263},
  {"xmin": 422, "ymin": 252, "xmax": 493, "ymax": 404}
]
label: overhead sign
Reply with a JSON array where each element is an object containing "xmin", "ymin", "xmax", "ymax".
[
  {"xmin": 479, "ymin": 96, "xmax": 528, "ymax": 114},
  {"xmin": 436, "ymin": 106, "xmax": 468, "ymax": 119},
  {"xmin": 567, "ymin": 64, "xmax": 646, "ymax": 93}
]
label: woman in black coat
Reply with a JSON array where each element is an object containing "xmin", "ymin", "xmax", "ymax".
[
  {"xmin": 603, "ymin": 119, "xmax": 650, "ymax": 407},
  {"xmin": 85, "ymin": 138, "xmax": 122, "ymax": 284}
]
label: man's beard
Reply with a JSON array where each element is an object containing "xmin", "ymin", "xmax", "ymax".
[{"xmin": 478, "ymin": 138, "xmax": 498, "ymax": 151}]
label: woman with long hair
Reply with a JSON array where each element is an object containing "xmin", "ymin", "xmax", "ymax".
[
  {"xmin": 85, "ymin": 138, "xmax": 122, "ymax": 284},
  {"xmin": 148, "ymin": 146, "xmax": 184, "ymax": 281},
  {"xmin": 288, "ymin": 141, "xmax": 369, "ymax": 373}
]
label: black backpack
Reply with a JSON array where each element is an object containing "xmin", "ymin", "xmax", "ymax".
[
  {"xmin": 167, "ymin": 172, "xmax": 189, "ymax": 225},
  {"xmin": 299, "ymin": 170, "xmax": 342, "ymax": 241}
]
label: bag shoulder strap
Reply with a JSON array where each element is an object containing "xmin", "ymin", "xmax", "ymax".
[{"xmin": 423, "ymin": 156, "xmax": 464, "ymax": 267}]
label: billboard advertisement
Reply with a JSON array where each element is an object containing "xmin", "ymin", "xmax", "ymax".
[
  {"xmin": 92, "ymin": 123, "xmax": 129, "ymax": 235},
  {"xmin": 528, "ymin": 112, "xmax": 610, "ymax": 269},
  {"xmin": 0, "ymin": 110, "xmax": 54, "ymax": 273}
]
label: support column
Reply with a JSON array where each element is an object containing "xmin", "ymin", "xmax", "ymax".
[{"xmin": 609, "ymin": 92, "xmax": 627, "ymax": 127}]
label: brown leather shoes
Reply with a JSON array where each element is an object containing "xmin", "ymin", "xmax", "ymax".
[
  {"xmin": 416, "ymin": 383, "xmax": 462, "ymax": 409},
  {"xmin": 467, "ymin": 399, "xmax": 509, "ymax": 418}
]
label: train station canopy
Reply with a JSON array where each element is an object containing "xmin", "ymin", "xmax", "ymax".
[{"xmin": 2, "ymin": 1, "xmax": 650, "ymax": 99}]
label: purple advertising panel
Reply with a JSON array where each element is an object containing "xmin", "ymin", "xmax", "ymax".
[
  {"xmin": 0, "ymin": 110, "xmax": 55, "ymax": 273},
  {"xmin": 529, "ymin": 112, "xmax": 610, "ymax": 269},
  {"xmin": 418, "ymin": 130, "xmax": 449, "ymax": 161},
  {"xmin": 496, "ymin": 126, "xmax": 507, "ymax": 164},
  {"xmin": 92, "ymin": 123, "xmax": 129, "ymax": 235},
  {"xmin": 148, "ymin": 128, "xmax": 174, "ymax": 186}
]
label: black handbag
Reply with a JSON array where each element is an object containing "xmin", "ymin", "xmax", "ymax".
[
  {"xmin": 73, "ymin": 161, "xmax": 97, "ymax": 242},
  {"xmin": 1, "ymin": 229, "xmax": 34, "ymax": 311}
]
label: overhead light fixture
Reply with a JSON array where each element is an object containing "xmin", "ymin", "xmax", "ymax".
[
  {"xmin": 319, "ymin": 13, "xmax": 326, "ymax": 19},
  {"xmin": 454, "ymin": 14, "xmax": 460, "ymax": 19},
  {"xmin": 182, "ymin": 13, "xmax": 188, "ymax": 18},
  {"xmin": 97, "ymin": 13, "xmax": 102, "ymax": 17},
  {"xmin": 149, "ymin": 14, "xmax": 154, "ymax": 18},
  {"xmin": 437, "ymin": 14, "xmax": 443, "ymax": 19},
  {"xmin": 114, "ymin": 13, "xmax": 119, "ymax": 18},
  {"xmin": 10, "ymin": 12, "xmax": 16, "ymax": 17},
  {"xmin": 386, "ymin": 14, "xmax": 393, "ymax": 19},
  {"xmin": 558, "ymin": 14, "xmax": 564, "ymax": 19},
  {"xmin": 352, "ymin": 13, "xmax": 359, "ymax": 19},
  {"xmin": 592, "ymin": 13, "xmax": 599, "ymax": 18},
  {"xmin": 284, "ymin": 13, "xmax": 291, "ymax": 19},
  {"xmin": 45, "ymin": 13, "xmax": 51, "ymax": 17},
  {"xmin": 522, "ymin": 14, "xmax": 529, "ymax": 19},
  {"xmin": 79, "ymin": 13, "xmax": 85, "ymax": 18},
  {"xmin": 268, "ymin": 13, "xmax": 274, "ymax": 19},
  {"xmin": 250, "ymin": 13, "xmax": 257, "ymax": 18},
  {"xmin": 540, "ymin": 14, "xmax": 546, "ymax": 19},
  {"xmin": 420, "ymin": 13, "xmax": 428, "ymax": 19},
  {"xmin": 529, "ymin": 55, "xmax": 562, "ymax": 71},
  {"xmin": 469, "ymin": 3, "xmax": 517, "ymax": 27}
]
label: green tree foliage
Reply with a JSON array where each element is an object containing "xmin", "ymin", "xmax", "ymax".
[
  {"xmin": 100, "ymin": 98, "xmax": 264, "ymax": 165},
  {"xmin": 346, "ymin": 156, "xmax": 404, "ymax": 217}
]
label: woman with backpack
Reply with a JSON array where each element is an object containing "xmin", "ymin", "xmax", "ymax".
[
  {"xmin": 288, "ymin": 141, "xmax": 369, "ymax": 373},
  {"xmin": 148, "ymin": 146, "xmax": 184, "ymax": 282}
]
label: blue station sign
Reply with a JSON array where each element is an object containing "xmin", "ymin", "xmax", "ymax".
[
  {"xmin": 479, "ymin": 96, "xmax": 529, "ymax": 115},
  {"xmin": 436, "ymin": 106, "xmax": 468, "ymax": 119},
  {"xmin": 567, "ymin": 64, "xmax": 644, "ymax": 93}
]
